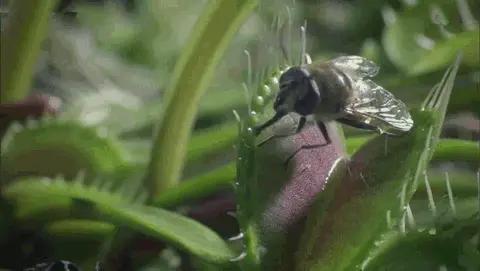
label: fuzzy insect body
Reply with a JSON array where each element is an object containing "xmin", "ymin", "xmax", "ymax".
[{"xmin": 257, "ymin": 56, "xmax": 414, "ymax": 137}]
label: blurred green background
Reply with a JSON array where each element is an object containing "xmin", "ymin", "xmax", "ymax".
[{"xmin": 0, "ymin": 0, "xmax": 478, "ymax": 270}]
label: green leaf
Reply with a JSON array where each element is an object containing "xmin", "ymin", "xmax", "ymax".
[
  {"xmin": 158, "ymin": 132, "xmax": 478, "ymax": 209},
  {"xmin": 115, "ymin": 89, "xmax": 245, "ymax": 138},
  {"xmin": 3, "ymin": 177, "xmax": 235, "ymax": 263},
  {"xmin": 104, "ymin": 205, "xmax": 234, "ymax": 264},
  {"xmin": 414, "ymin": 170, "xmax": 479, "ymax": 199},
  {"xmin": 0, "ymin": 119, "xmax": 128, "ymax": 181},
  {"xmin": 187, "ymin": 122, "xmax": 238, "ymax": 163},
  {"xmin": 44, "ymin": 219, "xmax": 115, "ymax": 240},
  {"xmin": 124, "ymin": 121, "xmax": 238, "ymax": 167},
  {"xmin": 347, "ymin": 136, "xmax": 480, "ymax": 164},
  {"xmin": 153, "ymin": 135, "xmax": 478, "ymax": 211},
  {"xmin": 361, "ymin": 214, "xmax": 480, "ymax": 271},
  {"xmin": 0, "ymin": 0, "xmax": 58, "ymax": 102},
  {"xmin": 362, "ymin": 188, "xmax": 480, "ymax": 271},
  {"xmin": 146, "ymin": 0, "xmax": 258, "ymax": 196},
  {"xmin": 44, "ymin": 219, "xmax": 115, "ymax": 270},
  {"xmin": 382, "ymin": 9, "xmax": 430, "ymax": 72},
  {"xmin": 295, "ymin": 56, "xmax": 462, "ymax": 271},
  {"xmin": 411, "ymin": 29, "xmax": 479, "ymax": 75},
  {"xmin": 430, "ymin": 138, "xmax": 480, "ymax": 164},
  {"xmin": 197, "ymin": 90, "xmax": 246, "ymax": 121},
  {"xmin": 155, "ymin": 163, "xmax": 235, "ymax": 208},
  {"xmin": 382, "ymin": 1, "xmax": 476, "ymax": 74},
  {"xmin": 409, "ymin": 197, "xmax": 480, "ymax": 229}
]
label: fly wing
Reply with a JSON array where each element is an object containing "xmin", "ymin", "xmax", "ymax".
[
  {"xmin": 343, "ymin": 79, "xmax": 414, "ymax": 134},
  {"xmin": 330, "ymin": 56, "xmax": 380, "ymax": 79}
]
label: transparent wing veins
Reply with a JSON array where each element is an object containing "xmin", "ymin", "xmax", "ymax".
[
  {"xmin": 331, "ymin": 56, "xmax": 380, "ymax": 79},
  {"xmin": 344, "ymin": 79, "xmax": 414, "ymax": 134}
]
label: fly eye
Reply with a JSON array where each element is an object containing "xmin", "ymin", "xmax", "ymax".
[
  {"xmin": 280, "ymin": 80, "xmax": 297, "ymax": 90},
  {"xmin": 273, "ymin": 96, "xmax": 284, "ymax": 110}
]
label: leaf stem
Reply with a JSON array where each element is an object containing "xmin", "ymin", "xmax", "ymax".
[
  {"xmin": 347, "ymin": 137, "xmax": 479, "ymax": 164},
  {"xmin": 1, "ymin": 0, "xmax": 58, "ymax": 103},
  {"xmin": 154, "ymin": 163, "xmax": 235, "ymax": 208},
  {"xmin": 146, "ymin": 0, "xmax": 257, "ymax": 198}
]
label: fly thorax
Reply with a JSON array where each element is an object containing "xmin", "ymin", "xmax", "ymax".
[{"xmin": 308, "ymin": 67, "xmax": 351, "ymax": 120}]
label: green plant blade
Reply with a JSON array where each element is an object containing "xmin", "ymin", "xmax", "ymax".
[
  {"xmin": 411, "ymin": 29, "xmax": 479, "ymax": 75},
  {"xmin": 103, "ymin": 204, "xmax": 234, "ymax": 264},
  {"xmin": 187, "ymin": 122, "xmax": 238, "ymax": 163},
  {"xmin": 44, "ymin": 219, "xmax": 114, "ymax": 270},
  {"xmin": 146, "ymin": 0, "xmax": 257, "ymax": 196},
  {"xmin": 361, "ymin": 214, "xmax": 480, "ymax": 271},
  {"xmin": 0, "ymin": 119, "xmax": 128, "ymax": 181},
  {"xmin": 0, "ymin": 0, "xmax": 58, "ymax": 102},
  {"xmin": 347, "ymin": 136, "xmax": 479, "ymax": 164},
  {"xmin": 123, "ymin": 122, "xmax": 238, "ymax": 166},
  {"xmin": 414, "ymin": 170, "xmax": 479, "ymax": 199},
  {"xmin": 255, "ymin": 118, "xmax": 347, "ymax": 271},
  {"xmin": 3, "ymin": 177, "xmax": 235, "ymax": 264},
  {"xmin": 363, "ymin": 172, "xmax": 480, "ymax": 270},
  {"xmin": 155, "ymin": 163, "xmax": 235, "ymax": 208},
  {"xmin": 115, "ymin": 89, "xmax": 245, "ymax": 138},
  {"xmin": 153, "ymin": 136, "xmax": 477, "ymax": 210},
  {"xmin": 45, "ymin": 219, "xmax": 115, "ymax": 240},
  {"xmin": 295, "ymin": 56, "xmax": 462, "ymax": 271},
  {"xmin": 382, "ymin": 0, "xmax": 475, "ymax": 74}
]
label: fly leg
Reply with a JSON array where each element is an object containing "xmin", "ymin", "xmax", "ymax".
[
  {"xmin": 296, "ymin": 116, "xmax": 306, "ymax": 133},
  {"xmin": 283, "ymin": 144, "xmax": 324, "ymax": 167},
  {"xmin": 317, "ymin": 121, "xmax": 331, "ymax": 145},
  {"xmin": 257, "ymin": 115, "xmax": 307, "ymax": 147},
  {"xmin": 254, "ymin": 111, "xmax": 286, "ymax": 136},
  {"xmin": 283, "ymin": 120, "xmax": 331, "ymax": 167}
]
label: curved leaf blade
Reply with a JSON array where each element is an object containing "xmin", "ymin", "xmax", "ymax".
[
  {"xmin": 0, "ymin": 0, "xmax": 58, "ymax": 102},
  {"xmin": 411, "ymin": 29, "xmax": 479, "ymax": 75},
  {"xmin": 0, "ymin": 119, "xmax": 128, "ymax": 181},
  {"xmin": 3, "ymin": 177, "xmax": 235, "ymax": 263},
  {"xmin": 147, "ymin": 0, "xmax": 257, "ymax": 196}
]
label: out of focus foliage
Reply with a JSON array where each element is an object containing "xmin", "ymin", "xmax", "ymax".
[{"xmin": 0, "ymin": 0, "xmax": 478, "ymax": 270}]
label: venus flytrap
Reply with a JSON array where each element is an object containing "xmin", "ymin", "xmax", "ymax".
[
  {"xmin": 234, "ymin": 17, "xmax": 350, "ymax": 271},
  {"xmin": 361, "ymin": 174, "xmax": 480, "ymax": 271},
  {"xmin": 232, "ymin": 32, "xmax": 292, "ymax": 268},
  {"xmin": 295, "ymin": 55, "xmax": 462, "ymax": 271},
  {"xmin": 149, "ymin": 135, "xmax": 478, "ymax": 211},
  {"xmin": 233, "ymin": 61, "xmax": 277, "ymax": 270},
  {"xmin": 0, "ymin": 1, "xmax": 477, "ymax": 269},
  {"xmin": 360, "ymin": 216, "xmax": 480, "ymax": 271},
  {"xmin": 0, "ymin": 118, "xmax": 128, "ymax": 182}
]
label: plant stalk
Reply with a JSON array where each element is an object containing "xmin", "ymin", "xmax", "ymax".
[
  {"xmin": 146, "ymin": 0, "xmax": 257, "ymax": 198},
  {"xmin": 1, "ymin": 0, "xmax": 58, "ymax": 103}
]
